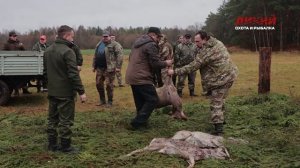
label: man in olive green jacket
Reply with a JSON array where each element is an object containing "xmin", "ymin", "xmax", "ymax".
[
  {"xmin": 93, "ymin": 31, "xmax": 123, "ymax": 107},
  {"xmin": 43, "ymin": 25, "xmax": 87, "ymax": 153}
]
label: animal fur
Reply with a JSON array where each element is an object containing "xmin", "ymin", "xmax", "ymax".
[
  {"xmin": 123, "ymin": 130, "xmax": 236, "ymax": 168},
  {"xmin": 156, "ymin": 75, "xmax": 187, "ymax": 120}
]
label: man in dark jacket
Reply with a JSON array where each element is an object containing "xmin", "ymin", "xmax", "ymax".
[
  {"xmin": 43, "ymin": 25, "xmax": 87, "ymax": 153},
  {"xmin": 3, "ymin": 31, "xmax": 31, "ymax": 95},
  {"xmin": 3, "ymin": 31, "xmax": 25, "ymax": 51},
  {"xmin": 125, "ymin": 27, "xmax": 173, "ymax": 129}
]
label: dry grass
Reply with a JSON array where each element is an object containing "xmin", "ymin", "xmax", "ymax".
[{"xmin": 1, "ymin": 50, "xmax": 300, "ymax": 114}]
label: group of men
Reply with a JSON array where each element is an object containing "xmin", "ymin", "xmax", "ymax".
[
  {"xmin": 3, "ymin": 25, "xmax": 238, "ymax": 153},
  {"xmin": 126, "ymin": 27, "xmax": 238, "ymax": 137}
]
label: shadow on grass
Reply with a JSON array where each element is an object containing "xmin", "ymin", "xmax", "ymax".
[{"xmin": 6, "ymin": 93, "xmax": 47, "ymax": 107}]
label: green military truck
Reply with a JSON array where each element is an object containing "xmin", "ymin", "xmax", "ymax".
[{"xmin": 0, "ymin": 51, "xmax": 45, "ymax": 105}]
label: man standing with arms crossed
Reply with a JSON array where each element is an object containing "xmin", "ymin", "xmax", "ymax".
[{"xmin": 44, "ymin": 25, "xmax": 87, "ymax": 153}]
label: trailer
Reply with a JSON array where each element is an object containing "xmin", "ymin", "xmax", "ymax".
[{"xmin": 0, "ymin": 51, "xmax": 45, "ymax": 105}]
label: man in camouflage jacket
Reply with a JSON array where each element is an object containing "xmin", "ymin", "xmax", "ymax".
[
  {"xmin": 168, "ymin": 31, "xmax": 238, "ymax": 135},
  {"xmin": 159, "ymin": 34, "xmax": 174, "ymax": 84},
  {"xmin": 93, "ymin": 31, "xmax": 123, "ymax": 107},
  {"xmin": 172, "ymin": 35, "xmax": 184, "ymax": 85},
  {"xmin": 32, "ymin": 35, "xmax": 49, "ymax": 52},
  {"xmin": 111, "ymin": 34, "xmax": 125, "ymax": 87},
  {"xmin": 174, "ymin": 34, "xmax": 197, "ymax": 97}
]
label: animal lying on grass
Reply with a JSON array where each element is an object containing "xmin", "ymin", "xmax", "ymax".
[
  {"xmin": 122, "ymin": 130, "xmax": 248, "ymax": 168},
  {"xmin": 155, "ymin": 76, "xmax": 187, "ymax": 120}
]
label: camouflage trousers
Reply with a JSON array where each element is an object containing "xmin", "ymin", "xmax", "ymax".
[
  {"xmin": 176, "ymin": 71, "xmax": 196, "ymax": 91},
  {"xmin": 47, "ymin": 96, "xmax": 75, "ymax": 140},
  {"xmin": 96, "ymin": 68, "xmax": 115, "ymax": 103},
  {"xmin": 208, "ymin": 81, "xmax": 233, "ymax": 124},
  {"xmin": 115, "ymin": 71, "xmax": 123, "ymax": 85}
]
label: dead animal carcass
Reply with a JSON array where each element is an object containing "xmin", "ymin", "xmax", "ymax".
[
  {"xmin": 156, "ymin": 76, "xmax": 187, "ymax": 120},
  {"xmin": 124, "ymin": 130, "xmax": 235, "ymax": 168}
]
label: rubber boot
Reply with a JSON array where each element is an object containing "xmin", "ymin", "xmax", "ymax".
[
  {"xmin": 59, "ymin": 138, "xmax": 79, "ymax": 153},
  {"xmin": 106, "ymin": 97, "xmax": 112, "ymax": 108},
  {"xmin": 48, "ymin": 136, "xmax": 59, "ymax": 152},
  {"xmin": 97, "ymin": 90, "xmax": 106, "ymax": 106}
]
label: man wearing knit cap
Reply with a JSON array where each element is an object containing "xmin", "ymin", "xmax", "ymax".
[{"xmin": 125, "ymin": 27, "xmax": 173, "ymax": 130}]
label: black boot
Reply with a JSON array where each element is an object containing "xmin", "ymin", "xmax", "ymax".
[
  {"xmin": 48, "ymin": 136, "xmax": 59, "ymax": 152},
  {"xmin": 213, "ymin": 123, "xmax": 224, "ymax": 136},
  {"xmin": 106, "ymin": 100, "xmax": 112, "ymax": 107},
  {"xmin": 59, "ymin": 138, "xmax": 79, "ymax": 153},
  {"xmin": 189, "ymin": 89, "xmax": 198, "ymax": 97},
  {"xmin": 177, "ymin": 90, "xmax": 182, "ymax": 97},
  {"xmin": 97, "ymin": 91, "xmax": 106, "ymax": 106}
]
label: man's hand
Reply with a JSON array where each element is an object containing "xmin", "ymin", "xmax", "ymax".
[
  {"xmin": 92, "ymin": 68, "xmax": 96, "ymax": 73},
  {"xmin": 165, "ymin": 60, "xmax": 173, "ymax": 67},
  {"xmin": 167, "ymin": 69, "xmax": 174, "ymax": 76},
  {"xmin": 80, "ymin": 93, "xmax": 87, "ymax": 103},
  {"xmin": 115, "ymin": 68, "xmax": 121, "ymax": 72},
  {"xmin": 77, "ymin": 66, "xmax": 82, "ymax": 71}
]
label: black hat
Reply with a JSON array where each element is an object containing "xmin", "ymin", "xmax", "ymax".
[
  {"xmin": 9, "ymin": 31, "xmax": 17, "ymax": 37},
  {"xmin": 184, "ymin": 34, "xmax": 191, "ymax": 39},
  {"xmin": 148, "ymin": 27, "xmax": 162, "ymax": 37}
]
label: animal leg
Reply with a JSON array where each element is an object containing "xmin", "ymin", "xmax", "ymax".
[
  {"xmin": 125, "ymin": 147, "xmax": 149, "ymax": 157},
  {"xmin": 187, "ymin": 155, "xmax": 195, "ymax": 168}
]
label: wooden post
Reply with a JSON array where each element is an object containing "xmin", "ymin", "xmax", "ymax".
[{"xmin": 258, "ymin": 47, "xmax": 272, "ymax": 94}]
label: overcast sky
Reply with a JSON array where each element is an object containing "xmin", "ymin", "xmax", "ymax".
[{"xmin": 0, "ymin": 0, "xmax": 224, "ymax": 33}]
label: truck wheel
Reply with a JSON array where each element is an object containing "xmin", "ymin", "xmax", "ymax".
[{"xmin": 0, "ymin": 80, "xmax": 10, "ymax": 105}]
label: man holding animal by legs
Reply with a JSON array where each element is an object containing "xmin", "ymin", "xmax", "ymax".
[
  {"xmin": 168, "ymin": 30, "xmax": 238, "ymax": 135},
  {"xmin": 125, "ymin": 27, "xmax": 173, "ymax": 130}
]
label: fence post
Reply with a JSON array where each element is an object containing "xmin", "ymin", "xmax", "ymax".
[{"xmin": 258, "ymin": 47, "xmax": 272, "ymax": 94}]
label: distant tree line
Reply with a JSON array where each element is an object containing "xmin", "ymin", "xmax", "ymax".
[
  {"xmin": 0, "ymin": 24, "xmax": 202, "ymax": 50},
  {"xmin": 1, "ymin": 0, "xmax": 299, "ymax": 51},
  {"xmin": 203, "ymin": 0, "xmax": 300, "ymax": 51}
]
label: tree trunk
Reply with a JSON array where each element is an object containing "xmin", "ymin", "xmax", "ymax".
[{"xmin": 258, "ymin": 47, "xmax": 272, "ymax": 94}]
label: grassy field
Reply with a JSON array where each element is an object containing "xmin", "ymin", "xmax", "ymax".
[{"xmin": 0, "ymin": 50, "xmax": 300, "ymax": 168}]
